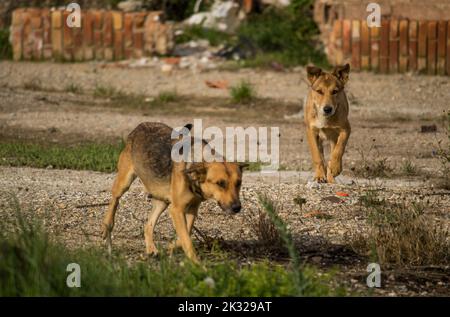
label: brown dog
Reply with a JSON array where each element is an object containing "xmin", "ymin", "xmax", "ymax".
[
  {"xmin": 102, "ymin": 122, "xmax": 244, "ymax": 263},
  {"xmin": 304, "ymin": 64, "xmax": 351, "ymax": 183}
]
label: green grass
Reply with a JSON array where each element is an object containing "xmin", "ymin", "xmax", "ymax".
[
  {"xmin": 0, "ymin": 28, "xmax": 12, "ymax": 60},
  {"xmin": 176, "ymin": 25, "xmax": 231, "ymax": 46},
  {"xmin": 94, "ymin": 85, "xmax": 125, "ymax": 99},
  {"xmin": 155, "ymin": 90, "xmax": 179, "ymax": 104},
  {"xmin": 65, "ymin": 83, "xmax": 83, "ymax": 94},
  {"xmin": 236, "ymin": 0, "xmax": 328, "ymax": 68},
  {"xmin": 0, "ymin": 140, "xmax": 124, "ymax": 173},
  {"xmin": 230, "ymin": 81, "xmax": 256, "ymax": 104},
  {"xmin": 0, "ymin": 197, "xmax": 343, "ymax": 296}
]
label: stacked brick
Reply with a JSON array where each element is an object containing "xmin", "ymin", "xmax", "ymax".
[
  {"xmin": 314, "ymin": 0, "xmax": 450, "ymax": 74},
  {"xmin": 10, "ymin": 8, "xmax": 174, "ymax": 61},
  {"xmin": 327, "ymin": 19, "xmax": 450, "ymax": 75}
]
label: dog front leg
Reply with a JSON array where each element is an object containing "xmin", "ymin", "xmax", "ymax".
[
  {"xmin": 169, "ymin": 204, "xmax": 199, "ymax": 263},
  {"xmin": 327, "ymin": 127, "xmax": 350, "ymax": 183},
  {"xmin": 306, "ymin": 127, "xmax": 326, "ymax": 182}
]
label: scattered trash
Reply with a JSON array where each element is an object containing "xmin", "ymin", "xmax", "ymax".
[
  {"xmin": 420, "ymin": 124, "xmax": 437, "ymax": 133},
  {"xmin": 185, "ymin": 0, "xmax": 242, "ymax": 33},
  {"xmin": 205, "ymin": 80, "xmax": 229, "ymax": 89},
  {"xmin": 215, "ymin": 37, "xmax": 257, "ymax": 60},
  {"xmin": 336, "ymin": 191, "xmax": 349, "ymax": 197},
  {"xmin": 163, "ymin": 57, "xmax": 181, "ymax": 65},
  {"xmin": 117, "ymin": 0, "xmax": 143, "ymax": 12}
]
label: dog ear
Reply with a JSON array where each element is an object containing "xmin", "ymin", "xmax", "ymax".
[
  {"xmin": 306, "ymin": 66, "xmax": 323, "ymax": 84},
  {"xmin": 333, "ymin": 63, "xmax": 350, "ymax": 85},
  {"xmin": 184, "ymin": 164, "xmax": 206, "ymax": 181}
]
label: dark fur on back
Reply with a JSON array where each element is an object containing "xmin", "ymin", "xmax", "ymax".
[{"xmin": 128, "ymin": 122, "xmax": 174, "ymax": 178}]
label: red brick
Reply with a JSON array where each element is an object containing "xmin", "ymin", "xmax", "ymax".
[
  {"xmin": 331, "ymin": 20, "xmax": 343, "ymax": 65},
  {"xmin": 408, "ymin": 21, "xmax": 418, "ymax": 71},
  {"xmin": 112, "ymin": 11, "xmax": 123, "ymax": 30},
  {"xmin": 11, "ymin": 26, "xmax": 23, "ymax": 61},
  {"xmin": 52, "ymin": 10, "xmax": 62, "ymax": 29},
  {"xmin": 84, "ymin": 11, "xmax": 94, "ymax": 45},
  {"xmin": 94, "ymin": 30, "xmax": 103, "ymax": 59},
  {"xmin": 133, "ymin": 31, "xmax": 144, "ymax": 58},
  {"xmin": 31, "ymin": 29, "xmax": 42, "ymax": 60},
  {"xmin": 437, "ymin": 21, "xmax": 447, "ymax": 75},
  {"xmin": 380, "ymin": 19, "xmax": 390, "ymax": 73},
  {"xmin": 399, "ymin": 20, "xmax": 408, "ymax": 72},
  {"xmin": 114, "ymin": 31, "xmax": 124, "ymax": 60},
  {"xmin": 342, "ymin": 20, "xmax": 351, "ymax": 60},
  {"xmin": 447, "ymin": 23, "xmax": 450, "ymax": 75},
  {"xmin": 62, "ymin": 10, "xmax": 74, "ymax": 61},
  {"xmin": 12, "ymin": 9, "xmax": 26, "ymax": 26},
  {"xmin": 427, "ymin": 21, "xmax": 437, "ymax": 75},
  {"xmin": 370, "ymin": 26, "xmax": 380, "ymax": 72},
  {"xmin": 351, "ymin": 20, "xmax": 360, "ymax": 70},
  {"xmin": 73, "ymin": 14, "xmax": 84, "ymax": 61},
  {"xmin": 389, "ymin": 20, "xmax": 399, "ymax": 73},
  {"xmin": 133, "ymin": 12, "xmax": 147, "ymax": 29},
  {"xmin": 103, "ymin": 12, "xmax": 113, "ymax": 47},
  {"xmin": 22, "ymin": 15, "xmax": 32, "ymax": 60},
  {"xmin": 155, "ymin": 22, "xmax": 173, "ymax": 55},
  {"xmin": 417, "ymin": 21, "xmax": 427, "ymax": 72},
  {"xmin": 124, "ymin": 13, "xmax": 134, "ymax": 59},
  {"xmin": 42, "ymin": 10, "xmax": 51, "ymax": 45},
  {"xmin": 93, "ymin": 10, "xmax": 103, "ymax": 29}
]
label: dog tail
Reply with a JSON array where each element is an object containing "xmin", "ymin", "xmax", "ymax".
[{"xmin": 184, "ymin": 123, "xmax": 193, "ymax": 131}]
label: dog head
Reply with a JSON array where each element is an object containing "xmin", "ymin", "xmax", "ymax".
[
  {"xmin": 306, "ymin": 64, "xmax": 350, "ymax": 117},
  {"xmin": 185, "ymin": 162, "xmax": 246, "ymax": 213}
]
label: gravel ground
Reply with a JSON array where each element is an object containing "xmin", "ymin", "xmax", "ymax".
[
  {"xmin": 0, "ymin": 61, "xmax": 449, "ymax": 296},
  {"xmin": 0, "ymin": 166, "xmax": 449, "ymax": 296}
]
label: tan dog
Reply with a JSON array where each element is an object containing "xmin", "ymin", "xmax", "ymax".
[
  {"xmin": 102, "ymin": 122, "xmax": 244, "ymax": 263},
  {"xmin": 304, "ymin": 64, "xmax": 351, "ymax": 183}
]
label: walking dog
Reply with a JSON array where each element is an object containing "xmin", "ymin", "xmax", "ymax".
[
  {"xmin": 102, "ymin": 122, "xmax": 244, "ymax": 263},
  {"xmin": 304, "ymin": 64, "xmax": 351, "ymax": 183}
]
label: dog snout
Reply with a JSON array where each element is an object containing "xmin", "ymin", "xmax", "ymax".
[
  {"xmin": 231, "ymin": 202, "xmax": 241, "ymax": 213},
  {"xmin": 323, "ymin": 105, "xmax": 333, "ymax": 114}
]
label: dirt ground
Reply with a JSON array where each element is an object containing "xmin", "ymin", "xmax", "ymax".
[{"xmin": 0, "ymin": 61, "xmax": 449, "ymax": 296}]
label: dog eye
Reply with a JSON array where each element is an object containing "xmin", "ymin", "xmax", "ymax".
[
  {"xmin": 332, "ymin": 89, "xmax": 339, "ymax": 95},
  {"xmin": 316, "ymin": 89, "xmax": 324, "ymax": 95},
  {"xmin": 216, "ymin": 180, "xmax": 227, "ymax": 188}
]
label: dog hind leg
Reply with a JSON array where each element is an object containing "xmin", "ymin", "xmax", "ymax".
[
  {"xmin": 102, "ymin": 144, "xmax": 136, "ymax": 254},
  {"xmin": 144, "ymin": 199, "xmax": 168, "ymax": 255}
]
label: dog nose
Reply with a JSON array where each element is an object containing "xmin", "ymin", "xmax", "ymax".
[
  {"xmin": 323, "ymin": 106, "xmax": 333, "ymax": 114},
  {"xmin": 231, "ymin": 202, "xmax": 241, "ymax": 213}
]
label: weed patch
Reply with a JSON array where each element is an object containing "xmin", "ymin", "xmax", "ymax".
[{"xmin": 0, "ymin": 140, "xmax": 124, "ymax": 172}]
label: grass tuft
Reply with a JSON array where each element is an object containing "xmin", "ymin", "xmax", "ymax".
[
  {"xmin": 353, "ymin": 191, "xmax": 450, "ymax": 267},
  {"xmin": 230, "ymin": 81, "xmax": 256, "ymax": 104}
]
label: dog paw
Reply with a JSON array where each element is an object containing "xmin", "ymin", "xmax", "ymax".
[{"xmin": 328, "ymin": 160, "xmax": 342, "ymax": 177}]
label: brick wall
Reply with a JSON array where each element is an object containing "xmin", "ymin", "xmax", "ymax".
[
  {"xmin": 10, "ymin": 8, "xmax": 174, "ymax": 61},
  {"xmin": 314, "ymin": 0, "xmax": 450, "ymax": 75},
  {"xmin": 326, "ymin": 19, "xmax": 450, "ymax": 75}
]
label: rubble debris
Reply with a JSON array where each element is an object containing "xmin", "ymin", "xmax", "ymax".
[
  {"xmin": 185, "ymin": 0, "xmax": 242, "ymax": 33},
  {"xmin": 117, "ymin": 1, "xmax": 143, "ymax": 12},
  {"xmin": 205, "ymin": 80, "xmax": 229, "ymax": 89}
]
